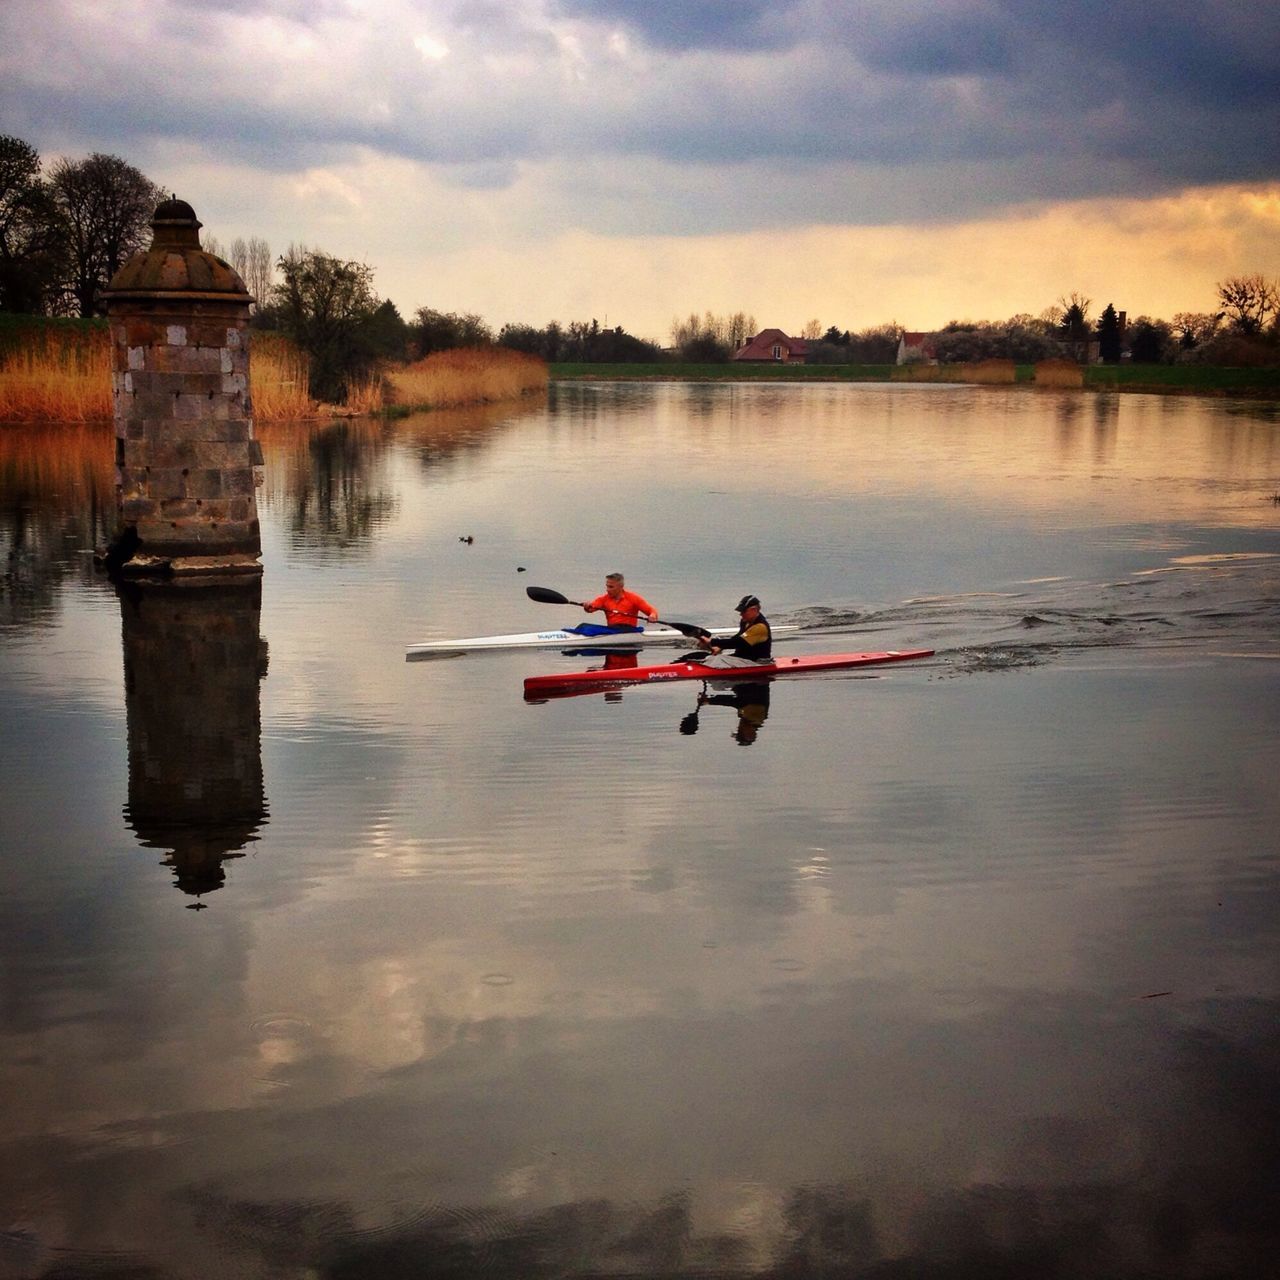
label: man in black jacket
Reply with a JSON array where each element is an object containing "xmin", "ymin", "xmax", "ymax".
[{"xmin": 696, "ymin": 595, "xmax": 772, "ymax": 668}]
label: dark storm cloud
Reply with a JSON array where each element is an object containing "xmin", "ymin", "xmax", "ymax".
[
  {"xmin": 1004, "ymin": 0, "xmax": 1280, "ymax": 107},
  {"xmin": 555, "ymin": 0, "xmax": 792, "ymax": 52},
  {"xmin": 858, "ymin": 10, "xmax": 1017, "ymax": 76},
  {"xmin": 0, "ymin": 0, "xmax": 1277, "ymax": 232}
]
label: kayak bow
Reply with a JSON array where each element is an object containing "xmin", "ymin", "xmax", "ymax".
[{"xmin": 523, "ymin": 649, "xmax": 934, "ymax": 694}]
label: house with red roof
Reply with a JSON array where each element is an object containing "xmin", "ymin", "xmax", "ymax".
[
  {"xmin": 896, "ymin": 331, "xmax": 938, "ymax": 365},
  {"xmin": 732, "ymin": 329, "xmax": 808, "ymax": 364}
]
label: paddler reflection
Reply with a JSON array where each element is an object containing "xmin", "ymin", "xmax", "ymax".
[{"xmin": 679, "ymin": 680, "xmax": 771, "ymax": 745}]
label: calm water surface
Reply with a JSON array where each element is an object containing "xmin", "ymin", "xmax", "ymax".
[{"xmin": 1, "ymin": 383, "xmax": 1278, "ymax": 1278}]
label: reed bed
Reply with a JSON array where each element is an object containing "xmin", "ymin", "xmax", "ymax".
[
  {"xmin": 0, "ymin": 324, "xmax": 112, "ymax": 422},
  {"xmin": 890, "ymin": 363, "xmax": 950, "ymax": 382},
  {"xmin": 338, "ymin": 374, "xmax": 387, "ymax": 417},
  {"xmin": 0, "ymin": 322, "xmax": 315, "ymax": 423},
  {"xmin": 960, "ymin": 358, "xmax": 1017, "ymax": 384},
  {"xmin": 386, "ymin": 347, "xmax": 548, "ymax": 410},
  {"xmin": 249, "ymin": 333, "xmax": 315, "ymax": 422},
  {"xmin": 1034, "ymin": 358, "xmax": 1086, "ymax": 387},
  {"xmin": 892, "ymin": 359, "xmax": 1018, "ymax": 385}
]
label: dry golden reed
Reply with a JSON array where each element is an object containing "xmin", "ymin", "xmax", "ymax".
[
  {"xmin": 249, "ymin": 332, "xmax": 315, "ymax": 421},
  {"xmin": 0, "ymin": 325, "xmax": 112, "ymax": 422},
  {"xmin": 960, "ymin": 358, "xmax": 1017, "ymax": 384},
  {"xmin": 338, "ymin": 374, "xmax": 386, "ymax": 417},
  {"xmin": 386, "ymin": 347, "xmax": 549, "ymax": 410},
  {"xmin": 891, "ymin": 363, "xmax": 948, "ymax": 382},
  {"xmin": 1033, "ymin": 358, "xmax": 1085, "ymax": 387},
  {"xmin": 0, "ymin": 324, "xmax": 314, "ymax": 423},
  {"xmin": 891, "ymin": 359, "xmax": 1017, "ymax": 385}
]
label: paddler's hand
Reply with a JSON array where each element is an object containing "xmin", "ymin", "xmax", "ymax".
[{"xmin": 583, "ymin": 603, "xmax": 594, "ymax": 613}]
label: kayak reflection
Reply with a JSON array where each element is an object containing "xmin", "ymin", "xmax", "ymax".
[
  {"xmin": 523, "ymin": 666, "xmax": 773, "ymax": 743},
  {"xmin": 679, "ymin": 681, "xmax": 771, "ymax": 745}
]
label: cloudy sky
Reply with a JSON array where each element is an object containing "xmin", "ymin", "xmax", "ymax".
[{"xmin": 3, "ymin": 0, "xmax": 1279, "ymax": 340}]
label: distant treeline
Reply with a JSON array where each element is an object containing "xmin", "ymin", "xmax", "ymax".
[
  {"xmin": 890, "ymin": 285, "xmax": 1280, "ymax": 368},
  {"xmin": 6, "ymin": 132, "xmax": 1280, "ymax": 407}
]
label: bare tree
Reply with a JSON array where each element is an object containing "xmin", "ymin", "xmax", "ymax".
[
  {"xmin": 48, "ymin": 153, "xmax": 164, "ymax": 315},
  {"xmin": 801, "ymin": 318, "xmax": 822, "ymax": 341},
  {"xmin": 246, "ymin": 236, "xmax": 273, "ymax": 310},
  {"xmin": 1056, "ymin": 291, "xmax": 1092, "ymax": 335},
  {"xmin": 203, "ymin": 234, "xmax": 226, "ymax": 261},
  {"xmin": 1170, "ymin": 311, "xmax": 1220, "ymax": 349},
  {"xmin": 671, "ymin": 310, "xmax": 758, "ymax": 355},
  {"xmin": 1216, "ymin": 274, "xmax": 1279, "ymax": 335},
  {"xmin": 229, "ymin": 236, "xmax": 248, "ymax": 277},
  {"xmin": 1056, "ymin": 291, "xmax": 1092, "ymax": 361},
  {"xmin": 727, "ymin": 311, "xmax": 756, "ymax": 349}
]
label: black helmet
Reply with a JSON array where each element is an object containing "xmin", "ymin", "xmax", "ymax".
[{"xmin": 735, "ymin": 595, "xmax": 760, "ymax": 612}]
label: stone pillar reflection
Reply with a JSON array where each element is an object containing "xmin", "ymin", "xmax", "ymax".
[{"xmin": 120, "ymin": 579, "xmax": 268, "ymax": 903}]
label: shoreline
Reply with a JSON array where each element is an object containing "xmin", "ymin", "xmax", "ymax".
[{"xmin": 548, "ymin": 363, "xmax": 1280, "ymax": 401}]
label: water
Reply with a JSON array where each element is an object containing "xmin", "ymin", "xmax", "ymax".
[{"xmin": 1, "ymin": 382, "xmax": 1278, "ymax": 1278}]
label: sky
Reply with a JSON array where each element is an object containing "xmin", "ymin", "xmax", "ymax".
[{"xmin": 2, "ymin": 0, "xmax": 1279, "ymax": 342}]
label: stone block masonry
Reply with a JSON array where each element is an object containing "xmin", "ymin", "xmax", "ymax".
[{"xmin": 102, "ymin": 198, "xmax": 263, "ymax": 577}]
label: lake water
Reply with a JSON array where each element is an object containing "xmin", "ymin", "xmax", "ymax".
[{"xmin": 1, "ymin": 382, "xmax": 1278, "ymax": 1279}]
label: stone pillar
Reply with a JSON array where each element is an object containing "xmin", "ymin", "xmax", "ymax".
[{"xmin": 103, "ymin": 198, "xmax": 263, "ymax": 576}]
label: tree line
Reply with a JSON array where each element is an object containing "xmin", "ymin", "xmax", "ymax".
[
  {"xmin": 820, "ymin": 284, "xmax": 1280, "ymax": 369},
  {"xmin": 1, "ymin": 135, "xmax": 165, "ymax": 316},
  {"xmin": 5, "ymin": 133, "xmax": 1279, "ymax": 405}
]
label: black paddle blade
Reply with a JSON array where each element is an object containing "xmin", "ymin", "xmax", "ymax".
[
  {"xmin": 527, "ymin": 586, "xmax": 571, "ymax": 605},
  {"xmin": 661, "ymin": 619, "xmax": 711, "ymax": 639}
]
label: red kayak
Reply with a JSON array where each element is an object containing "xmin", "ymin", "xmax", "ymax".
[{"xmin": 523, "ymin": 649, "xmax": 934, "ymax": 695}]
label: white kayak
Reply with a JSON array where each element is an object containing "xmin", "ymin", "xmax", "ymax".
[{"xmin": 406, "ymin": 623, "xmax": 800, "ymax": 659}]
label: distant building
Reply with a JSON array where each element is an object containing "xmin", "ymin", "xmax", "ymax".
[
  {"xmin": 896, "ymin": 332, "xmax": 938, "ymax": 365},
  {"xmin": 732, "ymin": 329, "xmax": 808, "ymax": 364}
]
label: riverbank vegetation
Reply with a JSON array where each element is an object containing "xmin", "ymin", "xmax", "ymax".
[
  {"xmin": 0, "ymin": 316, "xmax": 315, "ymax": 422},
  {"xmin": 0, "ymin": 313, "xmax": 547, "ymax": 422},
  {"xmin": 0, "ymin": 315, "xmax": 110, "ymax": 421},
  {"xmin": 385, "ymin": 348, "xmax": 549, "ymax": 412},
  {"xmin": 547, "ymin": 359, "xmax": 1280, "ymax": 395}
]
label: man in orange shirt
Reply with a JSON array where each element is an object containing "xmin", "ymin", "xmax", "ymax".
[{"xmin": 581, "ymin": 573, "xmax": 659, "ymax": 630}]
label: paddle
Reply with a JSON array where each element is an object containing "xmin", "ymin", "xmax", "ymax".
[
  {"xmin": 679, "ymin": 683, "xmax": 711, "ymax": 735},
  {"xmin": 525, "ymin": 586, "xmax": 711, "ymax": 640}
]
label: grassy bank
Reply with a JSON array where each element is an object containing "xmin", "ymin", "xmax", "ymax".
[
  {"xmin": 1081, "ymin": 364, "xmax": 1280, "ymax": 394},
  {"xmin": 550, "ymin": 359, "xmax": 1280, "ymax": 397}
]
